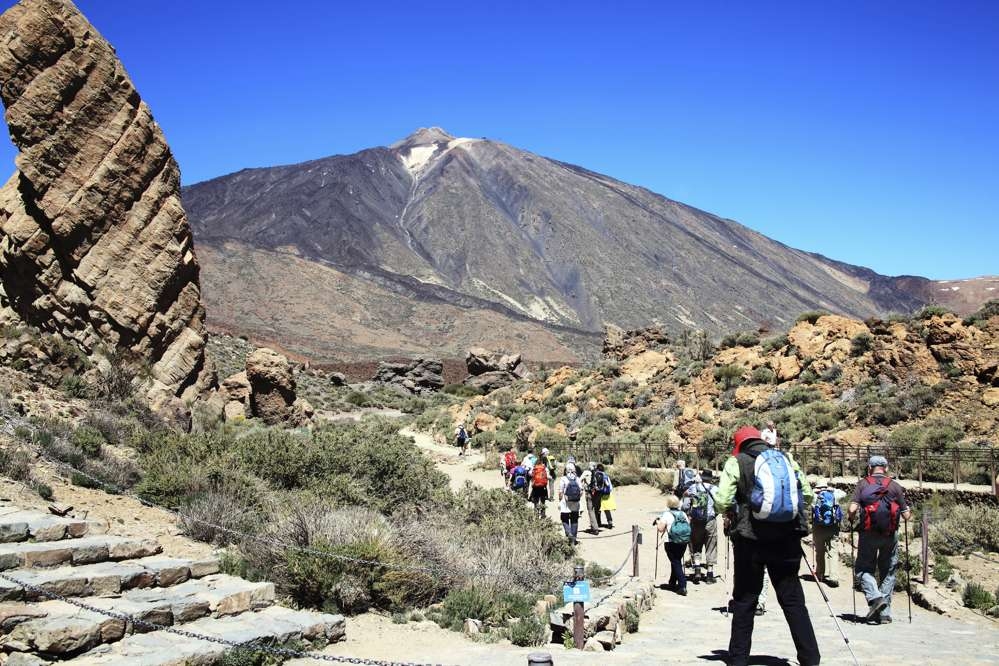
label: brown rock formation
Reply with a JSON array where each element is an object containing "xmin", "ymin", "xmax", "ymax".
[
  {"xmin": 245, "ymin": 348, "xmax": 297, "ymax": 425},
  {"xmin": 0, "ymin": 0, "xmax": 213, "ymax": 410}
]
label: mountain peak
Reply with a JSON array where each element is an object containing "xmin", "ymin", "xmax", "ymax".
[{"xmin": 391, "ymin": 127, "xmax": 455, "ymax": 149}]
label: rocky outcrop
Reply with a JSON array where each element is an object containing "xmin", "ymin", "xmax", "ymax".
[
  {"xmin": 245, "ymin": 348, "xmax": 307, "ymax": 425},
  {"xmin": 373, "ymin": 358, "xmax": 444, "ymax": 395},
  {"xmin": 462, "ymin": 347, "xmax": 528, "ymax": 392},
  {"xmin": 0, "ymin": 0, "xmax": 214, "ymax": 413}
]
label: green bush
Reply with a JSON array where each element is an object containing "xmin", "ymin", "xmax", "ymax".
[
  {"xmin": 932, "ymin": 555, "xmax": 953, "ymax": 583},
  {"xmin": 797, "ymin": 311, "xmax": 829, "ymax": 325},
  {"xmin": 761, "ymin": 334, "xmax": 789, "ymax": 353},
  {"xmin": 509, "ymin": 614, "xmax": 548, "ymax": 647},
  {"xmin": 850, "ymin": 332, "xmax": 874, "ymax": 356},
  {"xmin": 32, "ymin": 482, "xmax": 54, "ymax": 501},
  {"xmin": 916, "ymin": 305, "xmax": 951, "ymax": 320},
  {"xmin": 930, "ymin": 504, "xmax": 999, "ymax": 556},
  {"xmin": 778, "ymin": 386, "xmax": 821, "ymax": 407},
  {"xmin": 443, "ymin": 384, "xmax": 482, "ymax": 398},
  {"xmin": 345, "ymin": 391, "xmax": 372, "ymax": 407},
  {"xmin": 59, "ymin": 375, "xmax": 90, "ymax": 398},
  {"xmin": 71, "ymin": 426, "xmax": 106, "ymax": 457},
  {"xmin": 713, "ymin": 364, "xmax": 744, "ymax": 390},
  {"xmin": 964, "ymin": 299, "xmax": 999, "ymax": 328},
  {"xmin": 437, "ymin": 586, "xmax": 498, "ymax": 631},
  {"xmin": 70, "ymin": 471, "xmax": 101, "ymax": 489},
  {"xmin": 963, "ymin": 582, "xmax": 995, "ymax": 611},
  {"xmin": 624, "ymin": 601, "xmax": 640, "ymax": 632},
  {"xmin": 751, "ymin": 366, "xmax": 775, "ymax": 385},
  {"xmin": 0, "ymin": 446, "xmax": 32, "ymax": 482}
]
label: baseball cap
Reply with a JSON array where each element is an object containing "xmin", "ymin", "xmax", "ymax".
[{"xmin": 868, "ymin": 455, "xmax": 888, "ymax": 468}]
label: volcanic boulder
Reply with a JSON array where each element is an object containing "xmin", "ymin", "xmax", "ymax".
[
  {"xmin": 373, "ymin": 359, "xmax": 444, "ymax": 395},
  {"xmin": 0, "ymin": 0, "xmax": 214, "ymax": 411},
  {"xmin": 246, "ymin": 348, "xmax": 300, "ymax": 425},
  {"xmin": 462, "ymin": 347, "xmax": 528, "ymax": 392}
]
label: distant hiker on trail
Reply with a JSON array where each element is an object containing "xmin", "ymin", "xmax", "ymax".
[
  {"xmin": 590, "ymin": 463, "xmax": 615, "ymax": 529},
  {"xmin": 811, "ymin": 478, "xmax": 846, "ymax": 587},
  {"xmin": 580, "ymin": 463, "xmax": 601, "ymax": 534},
  {"xmin": 682, "ymin": 471, "xmax": 719, "ymax": 584},
  {"xmin": 501, "ymin": 447, "xmax": 519, "ymax": 488},
  {"xmin": 454, "ymin": 423, "xmax": 470, "ymax": 456},
  {"xmin": 760, "ymin": 420, "xmax": 779, "ymax": 448},
  {"xmin": 847, "ymin": 455, "xmax": 911, "ymax": 624},
  {"xmin": 522, "ymin": 451, "xmax": 538, "ymax": 471},
  {"xmin": 510, "ymin": 462, "xmax": 530, "ymax": 498},
  {"xmin": 715, "ymin": 426, "xmax": 820, "ymax": 666},
  {"xmin": 655, "ymin": 494, "xmax": 691, "ymax": 595},
  {"xmin": 541, "ymin": 447, "xmax": 558, "ymax": 498},
  {"xmin": 530, "ymin": 458, "xmax": 550, "ymax": 518},
  {"xmin": 559, "ymin": 462, "xmax": 582, "ymax": 545}
]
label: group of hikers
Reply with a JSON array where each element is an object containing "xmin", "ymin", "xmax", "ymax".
[
  {"xmin": 497, "ymin": 446, "xmax": 616, "ymax": 545},
  {"xmin": 461, "ymin": 418, "xmax": 915, "ymax": 666},
  {"xmin": 659, "ymin": 423, "xmax": 912, "ymax": 666}
]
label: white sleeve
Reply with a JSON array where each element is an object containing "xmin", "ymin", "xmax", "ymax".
[{"xmin": 661, "ymin": 511, "xmax": 675, "ymax": 542}]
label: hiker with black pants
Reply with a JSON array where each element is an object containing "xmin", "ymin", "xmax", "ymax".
[
  {"xmin": 847, "ymin": 455, "xmax": 911, "ymax": 624},
  {"xmin": 715, "ymin": 426, "xmax": 820, "ymax": 666},
  {"xmin": 655, "ymin": 494, "xmax": 691, "ymax": 595},
  {"xmin": 812, "ymin": 478, "xmax": 846, "ymax": 587},
  {"xmin": 558, "ymin": 462, "xmax": 582, "ymax": 545}
]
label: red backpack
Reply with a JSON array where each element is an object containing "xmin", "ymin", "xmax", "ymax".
[
  {"xmin": 532, "ymin": 465, "xmax": 549, "ymax": 488},
  {"xmin": 504, "ymin": 451, "xmax": 518, "ymax": 471},
  {"xmin": 859, "ymin": 476, "xmax": 900, "ymax": 533}
]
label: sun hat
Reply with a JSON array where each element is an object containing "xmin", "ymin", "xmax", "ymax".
[{"xmin": 868, "ymin": 455, "xmax": 888, "ymax": 468}]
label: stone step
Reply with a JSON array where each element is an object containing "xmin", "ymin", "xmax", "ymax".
[
  {"xmin": 0, "ymin": 536, "xmax": 161, "ymax": 571},
  {"xmin": 0, "ymin": 556, "xmax": 220, "ymax": 602},
  {"xmin": 1, "ymin": 574, "xmax": 276, "ymax": 657},
  {"xmin": 66, "ymin": 605, "xmax": 346, "ymax": 665},
  {"xmin": 0, "ymin": 508, "xmax": 108, "ymax": 544}
]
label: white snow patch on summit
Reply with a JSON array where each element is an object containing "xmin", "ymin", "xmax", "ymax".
[{"xmin": 401, "ymin": 145, "xmax": 438, "ymax": 174}]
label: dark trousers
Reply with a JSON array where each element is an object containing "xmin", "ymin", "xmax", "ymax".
[
  {"xmin": 560, "ymin": 511, "xmax": 579, "ymax": 539},
  {"xmin": 666, "ymin": 542, "xmax": 688, "ymax": 591},
  {"xmin": 729, "ymin": 537, "xmax": 820, "ymax": 666}
]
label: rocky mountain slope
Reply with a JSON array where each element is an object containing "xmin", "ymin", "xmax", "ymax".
[
  {"xmin": 185, "ymin": 127, "xmax": 955, "ymax": 363},
  {"xmin": 444, "ymin": 303, "xmax": 999, "ymax": 476},
  {"xmin": 0, "ymin": 0, "xmax": 214, "ymax": 414}
]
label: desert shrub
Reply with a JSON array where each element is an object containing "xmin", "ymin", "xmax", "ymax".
[
  {"xmin": 585, "ymin": 562, "xmax": 615, "ymax": 582},
  {"xmin": 597, "ymin": 361, "xmax": 620, "ymax": 378},
  {"xmin": 930, "ymin": 505, "xmax": 999, "ymax": 556},
  {"xmin": 32, "ymin": 482, "xmax": 54, "ymax": 501},
  {"xmin": 916, "ymin": 305, "xmax": 951, "ymax": 320},
  {"xmin": 59, "ymin": 375, "xmax": 89, "ymax": 398},
  {"xmin": 751, "ymin": 366, "xmax": 775, "ymax": 385},
  {"xmin": 761, "ymin": 334, "xmax": 789, "ymax": 353},
  {"xmin": 639, "ymin": 424, "xmax": 673, "ymax": 445},
  {"xmin": 797, "ymin": 311, "xmax": 829, "ymax": 325},
  {"xmin": 798, "ymin": 369, "xmax": 818, "ymax": 384},
  {"xmin": 70, "ymin": 471, "xmax": 101, "ymax": 489},
  {"xmin": 345, "ymin": 391, "xmax": 372, "ymax": 407},
  {"xmin": 714, "ymin": 364, "xmax": 744, "ymax": 390},
  {"xmin": 179, "ymin": 481, "xmax": 267, "ymax": 545},
  {"xmin": 71, "ymin": 426, "xmax": 105, "ymax": 457},
  {"xmin": 443, "ymin": 384, "xmax": 482, "ymax": 398},
  {"xmin": 964, "ymin": 299, "xmax": 999, "ymax": 327},
  {"xmin": 932, "ymin": 555, "xmax": 953, "ymax": 583},
  {"xmin": 776, "ymin": 401, "xmax": 842, "ymax": 443},
  {"xmin": 624, "ymin": 601, "xmax": 640, "ymax": 632},
  {"xmin": 609, "ymin": 451, "xmax": 643, "ymax": 486},
  {"xmin": 850, "ymin": 332, "xmax": 874, "ymax": 356},
  {"xmin": 963, "ymin": 582, "xmax": 995, "ymax": 611},
  {"xmin": 0, "ymin": 446, "xmax": 33, "ymax": 482},
  {"xmin": 436, "ymin": 587, "xmax": 502, "ymax": 631},
  {"xmin": 699, "ymin": 428, "xmax": 731, "ymax": 468},
  {"xmin": 778, "ymin": 386, "xmax": 821, "ymax": 407},
  {"xmin": 509, "ymin": 614, "xmax": 548, "ymax": 647},
  {"xmin": 92, "ymin": 349, "xmax": 137, "ymax": 402},
  {"xmin": 820, "ymin": 365, "xmax": 842, "ymax": 382}
]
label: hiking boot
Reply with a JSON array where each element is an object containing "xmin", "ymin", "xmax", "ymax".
[
  {"xmin": 677, "ymin": 588, "xmax": 688, "ymax": 596},
  {"xmin": 822, "ymin": 577, "xmax": 840, "ymax": 588},
  {"xmin": 755, "ymin": 605, "xmax": 766, "ymax": 616},
  {"xmin": 879, "ymin": 616, "xmax": 893, "ymax": 624},
  {"xmin": 866, "ymin": 597, "xmax": 888, "ymax": 620},
  {"xmin": 706, "ymin": 572, "xmax": 717, "ymax": 584}
]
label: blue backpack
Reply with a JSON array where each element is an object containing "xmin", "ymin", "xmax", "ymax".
[
  {"xmin": 511, "ymin": 466, "xmax": 529, "ymax": 490},
  {"xmin": 812, "ymin": 489, "xmax": 843, "ymax": 527},
  {"xmin": 750, "ymin": 449, "xmax": 802, "ymax": 523}
]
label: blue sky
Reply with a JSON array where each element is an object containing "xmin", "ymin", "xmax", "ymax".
[{"xmin": 1, "ymin": 0, "xmax": 996, "ymax": 280}]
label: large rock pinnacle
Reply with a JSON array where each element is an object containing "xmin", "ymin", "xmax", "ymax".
[{"xmin": 0, "ymin": 0, "xmax": 214, "ymax": 408}]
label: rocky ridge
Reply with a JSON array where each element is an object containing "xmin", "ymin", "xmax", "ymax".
[{"xmin": 0, "ymin": 0, "xmax": 214, "ymax": 416}]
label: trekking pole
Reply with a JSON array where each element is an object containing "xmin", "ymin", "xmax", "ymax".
[
  {"xmin": 849, "ymin": 520, "xmax": 857, "ymax": 618},
  {"xmin": 654, "ymin": 531, "xmax": 661, "ymax": 581},
  {"xmin": 904, "ymin": 516, "xmax": 913, "ymax": 624},
  {"xmin": 800, "ymin": 546, "xmax": 861, "ymax": 666}
]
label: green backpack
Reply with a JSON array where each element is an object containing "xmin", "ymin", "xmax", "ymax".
[{"xmin": 668, "ymin": 510, "xmax": 691, "ymax": 544}]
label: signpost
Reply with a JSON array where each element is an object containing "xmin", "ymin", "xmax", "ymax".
[{"xmin": 565, "ymin": 565, "xmax": 590, "ymax": 649}]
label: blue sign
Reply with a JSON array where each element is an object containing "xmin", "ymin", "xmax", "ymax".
[{"xmin": 563, "ymin": 580, "xmax": 591, "ymax": 604}]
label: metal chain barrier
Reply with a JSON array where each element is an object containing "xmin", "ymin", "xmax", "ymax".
[{"xmin": 0, "ymin": 570, "xmax": 452, "ymax": 666}]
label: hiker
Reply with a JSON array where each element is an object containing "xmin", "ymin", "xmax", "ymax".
[
  {"xmin": 509, "ymin": 462, "xmax": 530, "ymax": 498},
  {"xmin": 501, "ymin": 447, "xmax": 519, "ymax": 489},
  {"xmin": 656, "ymin": 494, "xmax": 691, "ymax": 595},
  {"xmin": 541, "ymin": 447, "xmax": 558, "ymax": 498},
  {"xmin": 682, "ymin": 471, "xmax": 719, "ymax": 584},
  {"xmin": 811, "ymin": 478, "xmax": 846, "ymax": 587},
  {"xmin": 760, "ymin": 420, "xmax": 779, "ymax": 448},
  {"xmin": 847, "ymin": 455, "xmax": 911, "ymax": 624},
  {"xmin": 454, "ymin": 423, "xmax": 470, "ymax": 455},
  {"xmin": 715, "ymin": 425, "xmax": 820, "ymax": 666},
  {"xmin": 590, "ymin": 463, "xmax": 615, "ymax": 529},
  {"xmin": 558, "ymin": 462, "xmax": 583, "ymax": 545},
  {"xmin": 579, "ymin": 462, "xmax": 601, "ymax": 534},
  {"xmin": 522, "ymin": 451, "xmax": 538, "ymax": 470},
  {"xmin": 530, "ymin": 458, "xmax": 550, "ymax": 518}
]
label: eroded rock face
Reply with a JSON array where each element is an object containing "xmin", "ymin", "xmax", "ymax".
[
  {"xmin": 0, "ymin": 0, "xmax": 214, "ymax": 409},
  {"xmin": 463, "ymin": 347, "xmax": 528, "ymax": 392},
  {"xmin": 373, "ymin": 358, "xmax": 443, "ymax": 395},
  {"xmin": 245, "ymin": 348, "xmax": 297, "ymax": 425}
]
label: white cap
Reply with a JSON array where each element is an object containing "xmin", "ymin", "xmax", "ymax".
[{"xmin": 542, "ymin": 448, "xmax": 550, "ymax": 455}]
